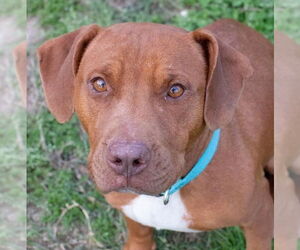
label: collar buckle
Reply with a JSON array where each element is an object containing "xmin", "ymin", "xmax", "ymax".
[{"xmin": 163, "ymin": 189, "xmax": 170, "ymax": 205}]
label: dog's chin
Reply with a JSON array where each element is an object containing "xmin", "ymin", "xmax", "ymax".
[
  {"xmin": 101, "ymin": 185, "xmax": 163, "ymax": 196},
  {"xmin": 115, "ymin": 187, "xmax": 162, "ymax": 196},
  {"xmin": 93, "ymin": 171, "xmax": 175, "ymax": 196},
  {"xmin": 98, "ymin": 182, "xmax": 165, "ymax": 196}
]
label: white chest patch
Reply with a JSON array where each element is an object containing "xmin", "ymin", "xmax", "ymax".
[{"xmin": 122, "ymin": 191, "xmax": 199, "ymax": 232}]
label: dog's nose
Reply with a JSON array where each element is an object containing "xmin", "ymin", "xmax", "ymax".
[{"xmin": 107, "ymin": 142, "xmax": 150, "ymax": 176}]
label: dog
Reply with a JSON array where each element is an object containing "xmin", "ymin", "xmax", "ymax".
[
  {"xmin": 274, "ymin": 31, "xmax": 300, "ymax": 250},
  {"xmin": 37, "ymin": 19, "xmax": 274, "ymax": 249}
]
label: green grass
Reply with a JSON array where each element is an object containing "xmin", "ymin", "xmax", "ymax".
[
  {"xmin": 275, "ymin": 0, "xmax": 300, "ymax": 43},
  {"xmin": 27, "ymin": 0, "xmax": 273, "ymax": 249},
  {"xmin": 0, "ymin": 113, "xmax": 26, "ymax": 250},
  {"xmin": 0, "ymin": 25, "xmax": 26, "ymax": 249},
  {"xmin": 28, "ymin": 0, "xmax": 273, "ymax": 40},
  {"xmin": 0, "ymin": 0, "xmax": 26, "ymax": 27}
]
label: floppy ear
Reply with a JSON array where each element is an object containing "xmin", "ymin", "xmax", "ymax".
[
  {"xmin": 191, "ymin": 29, "xmax": 253, "ymax": 130},
  {"xmin": 13, "ymin": 41, "xmax": 27, "ymax": 107},
  {"xmin": 37, "ymin": 24, "xmax": 101, "ymax": 123}
]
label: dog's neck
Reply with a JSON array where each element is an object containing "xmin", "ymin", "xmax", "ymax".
[
  {"xmin": 160, "ymin": 126, "xmax": 221, "ymax": 204},
  {"xmin": 184, "ymin": 125, "xmax": 214, "ymax": 176}
]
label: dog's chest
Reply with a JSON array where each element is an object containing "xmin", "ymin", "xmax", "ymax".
[{"xmin": 122, "ymin": 192, "xmax": 198, "ymax": 232}]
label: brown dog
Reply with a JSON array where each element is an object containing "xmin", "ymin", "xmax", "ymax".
[
  {"xmin": 274, "ymin": 31, "xmax": 300, "ymax": 250},
  {"xmin": 37, "ymin": 19, "xmax": 273, "ymax": 249}
]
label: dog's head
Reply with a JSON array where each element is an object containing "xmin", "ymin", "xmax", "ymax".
[{"xmin": 38, "ymin": 23, "xmax": 252, "ymax": 195}]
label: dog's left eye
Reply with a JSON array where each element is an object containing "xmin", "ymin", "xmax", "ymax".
[
  {"xmin": 90, "ymin": 77, "xmax": 108, "ymax": 92},
  {"xmin": 167, "ymin": 84, "xmax": 185, "ymax": 98}
]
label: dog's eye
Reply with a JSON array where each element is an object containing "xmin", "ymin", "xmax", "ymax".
[
  {"xmin": 91, "ymin": 77, "xmax": 107, "ymax": 92},
  {"xmin": 167, "ymin": 84, "xmax": 185, "ymax": 98}
]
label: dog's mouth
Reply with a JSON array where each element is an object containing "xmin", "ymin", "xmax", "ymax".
[
  {"xmin": 100, "ymin": 180, "xmax": 166, "ymax": 196},
  {"xmin": 114, "ymin": 187, "xmax": 154, "ymax": 195},
  {"xmin": 92, "ymin": 170, "xmax": 174, "ymax": 196}
]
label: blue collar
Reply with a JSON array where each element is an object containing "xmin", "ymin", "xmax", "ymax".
[{"xmin": 161, "ymin": 129, "xmax": 221, "ymax": 205}]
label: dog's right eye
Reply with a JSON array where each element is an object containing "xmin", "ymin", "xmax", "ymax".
[
  {"xmin": 90, "ymin": 77, "xmax": 108, "ymax": 92},
  {"xmin": 167, "ymin": 84, "xmax": 185, "ymax": 99}
]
